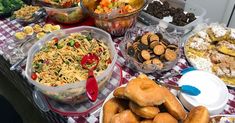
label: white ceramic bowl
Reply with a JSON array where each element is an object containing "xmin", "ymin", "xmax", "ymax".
[
  {"xmin": 99, "ymin": 84, "xmax": 186, "ymax": 123},
  {"xmin": 178, "ymin": 70, "xmax": 229, "ymax": 115}
]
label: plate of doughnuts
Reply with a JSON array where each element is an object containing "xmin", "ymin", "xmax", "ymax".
[{"xmin": 99, "ymin": 74, "xmax": 211, "ymax": 123}]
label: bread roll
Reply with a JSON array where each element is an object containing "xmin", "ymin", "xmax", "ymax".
[
  {"xmin": 111, "ymin": 110, "xmax": 139, "ymax": 123},
  {"xmin": 140, "ymin": 119, "xmax": 153, "ymax": 123},
  {"xmin": 124, "ymin": 77, "xmax": 165, "ymax": 106},
  {"xmin": 113, "ymin": 87, "xmax": 127, "ymax": 99},
  {"xmin": 153, "ymin": 113, "xmax": 178, "ymax": 123},
  {"xmin": 183, "ymin": 106, "xmax": 209, "ymax": 123},
  {"xmin": 129, "ymin": 101, "xmax": 160, "ymax": 119},
  {"xmin": 103, "ymin": 98, "xmax": 129, "ymax": 123},
  {"xmin": 161, "ymin": 87, "xmax": 187, "ymax": 120}
]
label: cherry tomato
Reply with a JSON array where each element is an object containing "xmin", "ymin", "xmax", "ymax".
[
  {"xmin": 31, "ymin": 73, "xmax": 37, "ymax": 80},
  {"xmin": 53, "ymin": 38, "xmax": 59, "ymax": 43},
  {"xmin": 74, "ymin": 42, "xmax": 80, "ymax": 48}
]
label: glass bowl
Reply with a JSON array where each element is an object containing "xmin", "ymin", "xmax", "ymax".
[
  {"xmin": 13, "ymin": 6, "xmax": 47, "ymax": 25},
  {"xmin": 35, "ymin": 0, "xmax": 87, "ymax": 24},
  {"xmin": 25, "ymin": 26, "xmax": 117, "ymax": 104},
  {"xmin": 80, "ymin": 0, "xmax": 148, "ymax": 36},
  {"xmin": 120, "ymin": 25, "xmax": 181, "ymax": 73}
]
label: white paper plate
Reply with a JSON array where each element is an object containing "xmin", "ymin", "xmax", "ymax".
[{"xmin": 178, "ymin": 70, "xmax": 229, "ymax": 116}]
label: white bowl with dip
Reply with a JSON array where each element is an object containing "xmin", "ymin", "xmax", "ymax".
[{"xmin": 178, "ymin": 70, "xmax": 229, "ymax": 115}]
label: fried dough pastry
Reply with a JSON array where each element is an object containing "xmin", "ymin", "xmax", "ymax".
[
  {"xmin": 129, "ymin": 101, "xmax": 160, "ymax": 119},
  {"xmin": 153, "ymin": 113, "xmax": 178, "ymax": 123},
  {"xmin": 110, "ymin": 110, "xmax": 139, "ymax": 123},
  {"xmin": 113, "ymin": 87, "xmax": 127, "ymax": 99},
  {"xmin": 140, "ymin": 120, "xmax": 153, "ymax": 123},
  {"xmin": 183, "ymin": 106, "xmax": 209, "ymax": 123},
  {"xmin": 124, "ymin": 76, "xmax": 165, "ymax": 106},
  {"xmin": 161, "ymin": 87, "xmax": 187, "ymax": 120},
  {"xmin": 103, "ymin": 98, "xmax": 129, "ymax": 123}
]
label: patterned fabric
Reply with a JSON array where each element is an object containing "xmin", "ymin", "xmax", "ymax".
[{"xmin": 0, "ymin": 18, "xmax": 234, "ymax": 123}]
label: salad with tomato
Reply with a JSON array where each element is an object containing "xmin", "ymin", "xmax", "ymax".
[
  {"xmin": 43, "ymin": 0, "xmax": 80, "ymax": 8},
  {"xmin": 94, "ymin": 0, "xmax": 135, "ymax": 14}
]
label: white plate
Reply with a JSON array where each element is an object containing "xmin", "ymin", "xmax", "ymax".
[
  {"xmin": 183, "ymin": 32, "xmax": 235, "ymax": 88},
  {"xmin": 99, "ymin": 84, "xmax": 185, "ymax": 123},
  {"xmin": 210, "ymin": 115, "xmax": 235, "ymax": 122},
  {"xmin": 178, "ymin": 70, "xmax": 229, "ymax": 116}
]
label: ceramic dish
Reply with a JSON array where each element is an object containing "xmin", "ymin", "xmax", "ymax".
[
  {"xmin": 99, "ymin": 84, "xmax": 185, "ymax": 123},
  {"xmin": 210, "ymin": 115, "xmax": 235, "ymax": 123},
  {"xmin": 184, "ymin": 24, "xmax": 235, "ymax": 87},
  {"xmin": 178, "ymin": 70, "xmax": 229, "ymax": 115}
]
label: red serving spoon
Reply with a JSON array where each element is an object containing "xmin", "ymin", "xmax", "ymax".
[{"xmin": 81, "ymin": 53, "xmax": 99, "ymax": 102}]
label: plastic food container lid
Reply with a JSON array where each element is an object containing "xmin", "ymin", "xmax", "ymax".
[{"xmin": 178, "ymin": 70, "xmax": 229, "ymax": 115}]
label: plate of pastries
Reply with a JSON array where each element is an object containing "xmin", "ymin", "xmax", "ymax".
[
  {"xmin": 100, "ymin": 74, "xmax": 211, "ymax": 123},
  {"xmin": 184, "ymin": 23, "xmax": 235, "ymax": 87}
]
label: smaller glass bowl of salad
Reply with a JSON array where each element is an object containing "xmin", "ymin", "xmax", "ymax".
[
  {"xmin": 81, "ymin": 0, "xmax": 148, "ymax": 36},
  {"xmin": 35, "ymin": 0, "xmax": 87, "ymax": 24}
]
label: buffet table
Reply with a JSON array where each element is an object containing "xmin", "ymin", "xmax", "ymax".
[{"xmin": 0, "ymin": 17, "xmax": 235, "ymax": 123}]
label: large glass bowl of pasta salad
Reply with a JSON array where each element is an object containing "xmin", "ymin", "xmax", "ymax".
[{"xmin": 25, "ymin": 26, "xmax": 117, "ymax": 104}]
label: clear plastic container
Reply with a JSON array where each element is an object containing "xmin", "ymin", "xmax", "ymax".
[
  {"xmin": 25, "ymin": 26, "xmax": 118, "ymax": 104},
  {"xmin": 80, "ymin": 0, "xmax": 148, "ymax": 36},
  {"xmin": 140, "ymin": 0, "xmax": 206, "ymax": 36},
  {"xmin": 120, "ymin": 25, "xmax": 181, "ymax": 73}
]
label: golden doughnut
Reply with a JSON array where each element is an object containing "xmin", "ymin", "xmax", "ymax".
[
  {"xmin": 124, "ymin": 76, "xmax": 165, "ymax": 106},
  {"xmin": 113, "ymin": 87, "xmax": 127, "ymax": 99},
  {"xmin": 183, "ymin": 106, "xmax": 209, "ymax": 123},
  {"xmin": 153, "ymin": 113, "xmax": 178, "ymax": 123},
  {"xmin": 103, "ymin": 98, "xmax": 129, "ymax": 123},
  {"xmin": 161, "ymin": 87, "xmax": 187, "ymax": 120},
  {"xmin": 111, "ymin": 110, "xmax": 139, "ymax": 123},
  {"xmin": 129, "ymin": 101, "xmax": 160, "ymax": 119},
  {"xmin": 140, "ymin": 120, "xmax": 153, "ymax": 123}
]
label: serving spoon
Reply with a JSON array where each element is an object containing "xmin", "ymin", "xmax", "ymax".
[
  {"xmin": 157, "ymin": 67, "xmax": 200, "ymax": 96},
  {"xmin": 158, "ymin": 81, "xmax": 201, "ymax": 96},
  {"xmin": 81, "ymin": 53, "xmax": 99, "ymax": 102}
]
